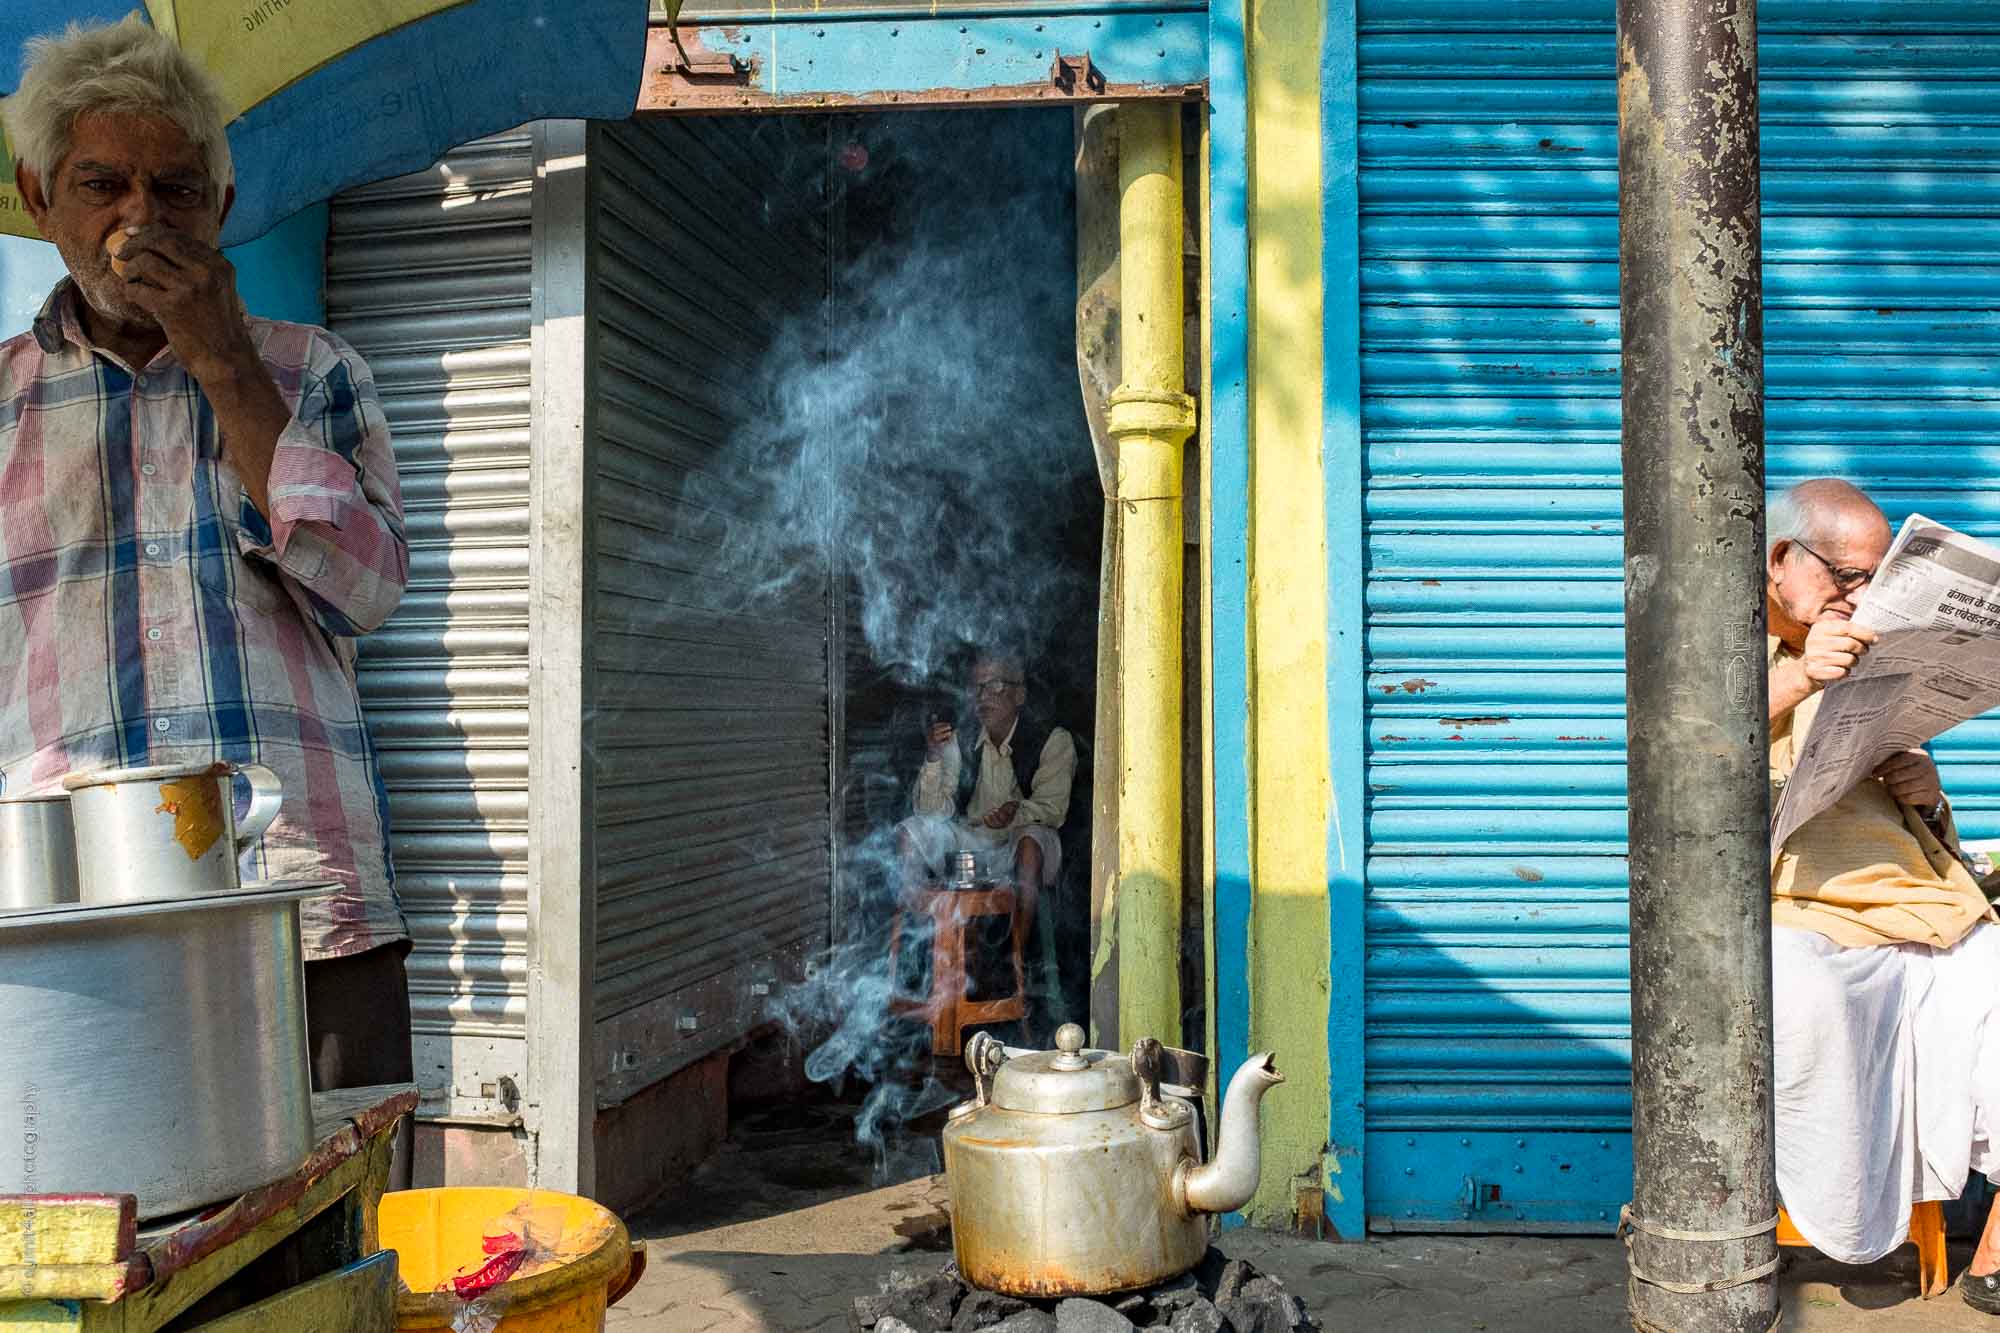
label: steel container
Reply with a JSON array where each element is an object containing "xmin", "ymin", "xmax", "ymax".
[
  {"xmin": 0, "ymin": 793, "xmax": 78, "ymax": 909},
  {"xmin": 941, "ymin": 1026, "xmax": 1282, "ymax": 1297},
  {"xmin": 62, "ymin": 761, "xmax": 284, "ymax": 906},
  {"xmin": 0, "ymin": 882, "xmax": 323, "ymax": 1217},
  {"xmin": 944, "ymin": 1077, "xmax": 1205, "ymax": 1295}
]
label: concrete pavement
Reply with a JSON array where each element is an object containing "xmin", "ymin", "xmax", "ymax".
[{"xmin": 605, "ymin": 1099, "xmax": 1998, "ymax": 1332}]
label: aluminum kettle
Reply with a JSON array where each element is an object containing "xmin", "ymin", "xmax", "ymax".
[{"xmin": 940, "ymin": 1023, "xmax": 1283, "ymax": 1297}]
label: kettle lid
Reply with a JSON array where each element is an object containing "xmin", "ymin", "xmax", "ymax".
[{"xmin": 990, "ymin": 1023, "xmax": 1141, "ymax": 1114}]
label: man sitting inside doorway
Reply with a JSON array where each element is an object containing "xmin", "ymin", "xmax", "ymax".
[
  {"xmin": 1766, "ymin": 478, "xmax": 2000, "ymax": 1312},
  {"xmin": 897, "ymin": 650, "xmax": 1077, "ymax": 951}
]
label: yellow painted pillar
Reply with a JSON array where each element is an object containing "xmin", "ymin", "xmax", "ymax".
[
  {"xmin": 1245, "ymin": 0, "xmax": 1331, "ymax": 1227},
  {"xmin": 1109, "ymin": 104, "xmax": 1197, "ymax": 1046}
]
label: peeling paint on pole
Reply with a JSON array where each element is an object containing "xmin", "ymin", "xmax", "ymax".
[{"xmin": 1617, "ymin": 0, "xmax": 1779, "ymax": 1329}]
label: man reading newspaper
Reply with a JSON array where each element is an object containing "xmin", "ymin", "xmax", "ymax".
[{"xmin": 1765, "ymin": 478, "xmax": 2000, "ymax": 1312}]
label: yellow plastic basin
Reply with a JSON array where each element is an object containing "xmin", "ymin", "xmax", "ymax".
[{"xmin": 378, "ymin": 1187, "xmax": 641, "ymax": 1331}]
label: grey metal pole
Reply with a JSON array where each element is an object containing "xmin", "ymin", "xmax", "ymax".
[{"xmin": 1617, "ymin": 0, "xmax": 1778, "ymax": 1329}]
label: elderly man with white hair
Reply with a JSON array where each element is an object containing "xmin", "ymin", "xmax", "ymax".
[
  {"xmin": 899, "ymin": 649, "xmax": 1076, "ymax": 941},
  {"xmin": 1766, "ymin": 477, "xmax": 2000, "ymax": 1311},
  {"xmin": 0, "ymin": 19, "xmax": 411, "ymax": 1095}
]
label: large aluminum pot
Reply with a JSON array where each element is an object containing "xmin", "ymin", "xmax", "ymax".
[
  {"xmin": 0, "ymin": 882, "xmax": 323, "ymax": 1217},
  {"xmin": 0, "ymin": 793, "xmax": 78, "ymax": 909},
  {"xmin": 62, "ymin": 761, "xmax": 284, "ymax": 905}
]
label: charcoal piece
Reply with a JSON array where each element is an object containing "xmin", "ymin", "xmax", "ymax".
[
  {"xmin": 1216, "ymin": 1296, "xmax": 1305, "ymax": 1333},
  {"xmin": 1214, "ymin": 1298, "xmax": 1261, "ymax": 1333},
  {"xmin": 1238, "ymin": 1277, "xmax": 1282, "ymax": 1305},
  {"xmin": 1167, "ymin": 1301, "xmax": 1225, "ymax": 1333},
  {"xmin": 1247, "ymin": 1278, "xmax": 1315, "ymax": 1332},
  {"xmin": 861, "ymin": 1269, "xmax": 962, "ymax": 1331},
  {"xmin": 992, "ymin": 1313, "xmax": 1060, "ymax": 1333},
  {"xmin": 1055, "ymin": 1298, "xmax": 1136, "ymax": 1332},
  {"xmin": 851, "ymin": 1255, "xmax": 1317, "ymax": 1333},
  {"xmin": 885, "ymin": 1266, "xmax": 960, "ymax": 1295},
  {"xmin": 1212, "ymin": 1260, "xmax": 1252, "ymax": 1304},
  {"xmin": 1111, "ymin": 1292, "xmax": 1155, "ymax": 1325},
  {"xmin": 956, "ymin": 1289, "xmax": 1033, "ymax": 1330}
]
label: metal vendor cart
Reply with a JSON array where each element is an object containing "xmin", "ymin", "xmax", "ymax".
[{"xmin": 0, "ymin": 1084, "xmax": 416, "ymax": 1331}]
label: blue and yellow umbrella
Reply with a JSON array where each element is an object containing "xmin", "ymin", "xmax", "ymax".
[{"xmin": 1, "ymin": 0, "xmax": 648, "ymax": 245}]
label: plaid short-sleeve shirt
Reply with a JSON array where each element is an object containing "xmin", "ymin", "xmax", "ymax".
[{"xmin": 0, "ymin": 280, "xmax": 409, "ymax": 960}]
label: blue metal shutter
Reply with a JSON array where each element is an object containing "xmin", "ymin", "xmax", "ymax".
[{"xmin": 1356, "ymin": 0, "xmax": 2000, "ymax": 1230}]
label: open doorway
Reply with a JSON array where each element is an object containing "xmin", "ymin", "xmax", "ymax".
[
  {"xmin": 585, "ymin": 103, "xmax": 1112, "ymax": 1185},
  {"xmin": 824, "ymin": 107, "xmax": 1102, "ymax": 1057},
  {"xmin": 335, "ymin": 100, "xmax": 1200, "ymax": 1204}
]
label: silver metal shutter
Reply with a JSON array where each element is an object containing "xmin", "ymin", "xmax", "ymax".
[
  {"xmin": 1356, "ymin": 0, "xmax": 2000, "ymax": 1229},
  {"xmin": 328, "ymin": 133, "xmax": 537, "ymax": 1124},
  {"xmin": 585, "ymin": 117, "xmax": 835, "ymax": 1104}
]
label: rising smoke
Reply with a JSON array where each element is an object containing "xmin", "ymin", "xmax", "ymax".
[
  {"xmin": 704, "ymin": 109, "xmax": 1096, "ymax": 686},
  {"xmin": 686, "ymin": 108, "xmax": 1097, "ymax": 1170}
]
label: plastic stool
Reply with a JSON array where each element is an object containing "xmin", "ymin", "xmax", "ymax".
[
  {"xmin": 887, "ymin": 885, "xmax": 1026, "ymax": 1056},
  {"xmin": 1776, "ymin": 1202, "xmax": 1948, "ymax": 1298}
]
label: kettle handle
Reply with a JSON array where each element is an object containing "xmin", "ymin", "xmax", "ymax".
[
  {"xmin": 965, "ymin": 1031, "xmax": 1006, "ymax": 1108},
  {"xmin": 1132, "ymin": 1037, "xmax": 1185, "ymax": 1129}
]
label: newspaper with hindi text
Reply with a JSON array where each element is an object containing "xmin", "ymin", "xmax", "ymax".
[{"xmin": 1771, "ymin": 514, "xmax": 2000, "ymax": 855}]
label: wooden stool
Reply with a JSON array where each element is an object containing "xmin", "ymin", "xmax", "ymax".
[
  {"xmin": 888, "ymin": 885, "xmax": 1026, "ymax": 1057},
  {"xmin": 1777, "ymin": 1202, "xmax": 1949, "ymax": 1298}
]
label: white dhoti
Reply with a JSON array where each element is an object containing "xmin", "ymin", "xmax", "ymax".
[
  {"xmin": 897, "ymin": 814, "xmax": 1062, "ymax": 889},
  {"xmin": 1773, "ymin": 921, "xmax": 2000, "ymax": 1262}
]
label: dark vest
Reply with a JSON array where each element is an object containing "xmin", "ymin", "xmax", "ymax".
[{"xmin": 956, "ymin": 713, "xmax": 1060, "ymax": 819}]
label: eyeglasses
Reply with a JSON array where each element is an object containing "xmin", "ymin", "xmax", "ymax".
[
  {"xmin": 1791, "ymin": 540, "xmax": 1875, "ymax": 593},
  {"xmin": 971, "ymin": 679, "xmax": 1023, "ymax": 699}
]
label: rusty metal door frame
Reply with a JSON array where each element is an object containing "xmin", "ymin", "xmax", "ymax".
[{"xmin": 638, "ymin": 8, "xmax": 1206, "ymax": 114}]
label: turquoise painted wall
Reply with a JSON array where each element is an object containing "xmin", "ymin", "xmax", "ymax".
[{"xmin": 0, "ymin": 202, "xmax": 327, "ymax": 340}]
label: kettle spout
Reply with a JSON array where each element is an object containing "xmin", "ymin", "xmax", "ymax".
[{"xmin": 1179, "ymin": 1052, "xmax": 1284, "ymax": 1216}]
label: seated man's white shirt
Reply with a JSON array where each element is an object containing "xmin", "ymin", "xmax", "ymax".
[
  {"xmin": 1774, "ymin": 921, "xmax": 2000, "ymax": 1263},
  {"xmin": 905, "ymin": 720, "xmax": 1075, "ymax": 887}
]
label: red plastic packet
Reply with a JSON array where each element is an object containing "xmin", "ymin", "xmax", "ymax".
[{"xmin": 449, "ymin": 1231, "xmax": 529, "ymax": 1299}]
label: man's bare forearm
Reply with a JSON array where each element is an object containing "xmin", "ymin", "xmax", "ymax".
[
  {"xmin": 1769, "ymin": 653, "xmax": 1817, "ymax": 723},
  {"xmin": 190, "ymin": 354, "xmax": 288, "ymax": 519}
]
